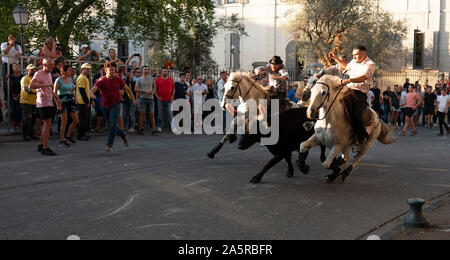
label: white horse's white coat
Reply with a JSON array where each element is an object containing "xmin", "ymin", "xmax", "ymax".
[{"xmin": 300, "ymin": 75, "xmax": 395, "ymax": 181}]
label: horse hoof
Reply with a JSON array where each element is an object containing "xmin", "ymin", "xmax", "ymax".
[
  {"xmin": 206, "ymin": 152, "xmax": 215, "ymax": 159},
  {"xmin": 300, "ymin": 165, "xmax": 310, "ymax": 175},
  {"xmin": 286, "ymin": 170, "xmax": 294, "ymax": 178},
  {"xmin": 337, "ymin": 175, "xmax": 347, "ymax": 183},
  {"xmin": 336, "ymin": 157, "xmax": 346, "ymax": 167},
  {"xmin": 228, "ymin": 135, "xmax": 237, "ymax": 144},
  {"xmin": 324, "ymin": 175, "xmax": 336, "ymax": 184},
  {"xmin": 250, "ymin": 177, "xmax": 261, "ymax": 184},
  {"xmin": 320, "ymin": 155, "xmax": 327, "ymax": 163}
]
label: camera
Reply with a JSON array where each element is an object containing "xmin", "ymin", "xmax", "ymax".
[{"xmin": 56, "ymin": 42, "xmax": 62, "ymax": 51}]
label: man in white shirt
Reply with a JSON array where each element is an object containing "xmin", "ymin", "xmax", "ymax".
[
  {"xmin": 217, "ymin": 71, "xmax": 228, "ymax": 103},
  {"xmin": 190, "ymin": 76, "xmax": 209, "ymax": 128},
  {"xmin": 2, "ymin": 34, "xmax": 23, "ymax": 102},
  {"xmin": 435, "ymin": 87, "xmax": 450, "ymax": 135},
  {"xmin": 330, "ymin": 45, "xmax": 376, "ymax": 142},
  {"xmin": 367, "ymin": 90, "xmax": 374, "ymax": 107},
  {"xmin": 217, "ymin": 71, "xmax": 228, "ymax": 131}
]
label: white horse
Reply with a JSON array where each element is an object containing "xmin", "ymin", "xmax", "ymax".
[{"xmin": 299, "ymin": 75, "xmax": 396, "ymax": 183}]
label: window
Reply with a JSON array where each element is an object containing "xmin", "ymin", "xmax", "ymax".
[
  {"xmin": 117, "ymin": 39, "xmax": 129, "ymax": 62},
  {"xmin": 230, "ymin": 33, "xmax": 240, "ymax": 70},
  {"xmin": 413, "ymin": 30, "xmax": 424, "ymax": 69}
]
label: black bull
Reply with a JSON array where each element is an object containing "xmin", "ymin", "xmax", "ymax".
[{"xmin": 209, "ymin": 107, "xmax": 326, "ymax": 183}]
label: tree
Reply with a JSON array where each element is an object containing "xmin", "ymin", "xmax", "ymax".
[
  {"xmin": 110, "ymin": 0, "xmax": 246, "ymax": 71},
  {"xmin": 287, "ymin": 0, "xmax": 407, "ymax": 69},
  {"xmin": 0, "ymin": 0, "xmax": 110, "ymax": 57}
]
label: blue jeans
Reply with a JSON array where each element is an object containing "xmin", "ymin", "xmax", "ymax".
[
  {"xmin": 383, "ymin": 104, "xmax": 391, "ymax": 123},
  {"xmin": 122, "ymin": 102, "xmax": 136, "ymax": 129},
  {"xmin": 103, "ymin": 104, "xmax": 126, "ymax": 146},
  {"xmin": 157, "ymin": 100, "xmax": 173, "ymax": 129}
]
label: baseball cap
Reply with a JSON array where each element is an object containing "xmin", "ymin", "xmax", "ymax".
[
  {"xmin": 81, "ymin": 63, "xmax": 92, "ymax": 69},
  {"xmin": 81, "ymin": 44, "xmax": 89, "ymax": 49},
  {"xmin": 26, "ymin": 64, "xmax": 36, "ymax": 70}
]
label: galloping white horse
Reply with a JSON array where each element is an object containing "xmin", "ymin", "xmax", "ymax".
[{"xmin": 299, "ymin": 75, "xmax": 396, "ymax": 183}]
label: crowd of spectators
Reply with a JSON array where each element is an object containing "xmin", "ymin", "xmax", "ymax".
[
  {"xmin": 1, "ymin": 34, "xmax": 449, "ymax": 155},
  {"xmin": 0, "ymin": 36, "xmax": 225, "ymax": 155}
]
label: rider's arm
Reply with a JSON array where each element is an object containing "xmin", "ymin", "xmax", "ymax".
[
  {"xmin": 255, "ymin": 64, "xmax": 270, "ymax": 75},
  {"xmin": 341, "ymin": 75, "xmax": 368, "ymax": 85},
  {"xmin": 329, "ymin": 52, "xmax": 348, "ymax": 71}
]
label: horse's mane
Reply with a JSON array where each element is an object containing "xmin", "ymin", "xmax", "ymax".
[
  {"xmin": 318, "ymin": 75, "xmax": 351, "ymax": 98},
  {"xmin": 229, "ymin": 71, "xmax": 271, "ymax": 95}
]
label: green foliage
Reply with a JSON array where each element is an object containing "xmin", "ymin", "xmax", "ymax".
[
  {"xmin": 0, "ymin": 0, "xmax": 110, "ymax": 58},
  {"xmin": 110, "ymin": 0, "xmax": 246, "ymax": 71},
  {"xmin": 287, "ymin": 0, "xmax": 407, "ymax": 69}
]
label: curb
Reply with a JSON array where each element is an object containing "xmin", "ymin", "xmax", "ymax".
[{"xmin": 357, "ymin": 191, "xmax": 450, "ymax": 240}]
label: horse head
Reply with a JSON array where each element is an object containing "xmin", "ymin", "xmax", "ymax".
[
  {"xmin": 307, "ymin": 75, "xmax": 341, "ymax": 120},
  {"xmin": 221, "ymin": 72, "xmax": 269, "ymax": 110}
]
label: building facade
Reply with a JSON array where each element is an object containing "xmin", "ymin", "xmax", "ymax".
[
  {"xmin": 213, "ymin": 0, "xmax": 450, "ymax": 78},
  {"xmin": 213, "ymin": 0, "xmax": 302, "ymax": 80},
  {"xmin": 380, "ymin": 0, "xmax": 450, "ymax": 74}
]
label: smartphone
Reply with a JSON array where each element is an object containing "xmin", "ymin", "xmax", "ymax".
[{"xmin": 134, "ymin": 53, "xmax": 140, "ymax": 57}]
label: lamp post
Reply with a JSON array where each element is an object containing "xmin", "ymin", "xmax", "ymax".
[{"xmin": 12, "ymin": 4, "xmax": 30, "ymax": 67}]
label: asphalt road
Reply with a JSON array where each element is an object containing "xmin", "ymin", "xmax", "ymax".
[{"xmin": 0, "ymin": 127, "xmax": 448, "ymax": 240}]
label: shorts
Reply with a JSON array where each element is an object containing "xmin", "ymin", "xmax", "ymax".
[
  {"xmin": 392, "ymin": 106, "xmax": 401, "ymax": 112},
  {"xmin": 405, "ymin": 107, "xmax": 416, "ymax": 118},
  {"xmin": 139, "ymin": 98, "xmax": 155, "ymax": 114},
  {"xmin": 37, "ymin": 106, "xmax": 55, "ymax": 120},
  {"xmin": 424, "ymin": 106, "xmax": 435, "ymax": 115},
  {"xmin": 59, "ymin": 101, "xmax": 78, "ymax": 114},
  {"xmin": 414, "ymin": 106, "xmax": 423, "ymax": 116}
]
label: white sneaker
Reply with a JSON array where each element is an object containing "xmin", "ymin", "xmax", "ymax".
[
  {"xmin": 157, "ymin": 127, "xmax": 162, "ymax": 132},
  {"xmin": 128, "ymin": 128, "xmax": 135, "ymax": 133}
]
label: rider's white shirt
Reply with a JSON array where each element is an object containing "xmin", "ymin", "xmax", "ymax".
[
  {"xmin": 367, "ymin": 90, "xmax": 374, "ymax": 107},
  {"xmin": 346, "ymin": 56, "xmax": 375, "ymax": 94}
]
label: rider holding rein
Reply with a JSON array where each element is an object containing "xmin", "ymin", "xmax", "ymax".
[{"xmin": 330, "ymin": 45, "xmax": 376, "ymax": 143}]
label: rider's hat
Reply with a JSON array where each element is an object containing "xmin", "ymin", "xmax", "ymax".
[{"xmin": 269, "ymin": 56, "xmax": 283, "ymax": 65}]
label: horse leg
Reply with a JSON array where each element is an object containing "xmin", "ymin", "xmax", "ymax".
[
  {"xmin": 320, "ymin": 145, "xmax": 327, "ymax": 162},
  {"xmin": 251, "ymin": 154, "xmax": 284, "ymax": 184},
  {"xmin": 298, "ymin": 135, "xmax": 319, "ymax": 174},
  {"xmin": 206, "ymin": 134, "xmax": 232, "ymax": 159},
  {"xmin": 338, "ymin": 138, "xmax": 376, "ymax": 183},
  {"xmin": 207, "ymin": 117, "xmax": 240, "ymax": 159},
  {"xmin": 322, "ymin": 145, "xmax": 344, "ymax": 184},
  {"xmin": 284, "ymin": 152, "xmax": 294, "ymax": 178}
]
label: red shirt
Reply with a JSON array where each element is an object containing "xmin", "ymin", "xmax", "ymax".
[
  {"xmin": 155, "ymin": 77, "xmax": 175, "ymax": 102},
  {"xmin": 94, "ymin": 76, "xmax": 126, "ymax": 108}
]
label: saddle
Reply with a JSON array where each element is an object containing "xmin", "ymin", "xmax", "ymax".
[
  {"xmin": 342, "ymin": 101, "xmax": 373, "ymax": 127},
  {"xmin": 265, "ymin": 86, "xmax": 294, "ymax": 113},
  {"xmin": 340, "ymin": 89, "xmax": 374, "ymax": 143}
]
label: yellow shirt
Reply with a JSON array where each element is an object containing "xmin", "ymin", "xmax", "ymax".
[
  {"xmin": 76, "ymin": 74, "xmax": 90, "ymax": 104},
  {"xmin": 20, "ymin": 75, "xmax": 37, "ymax": 105}
]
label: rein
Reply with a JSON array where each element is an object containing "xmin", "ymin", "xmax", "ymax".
[
  {"xmin": 227, "ymin": 76, "xmax": 266, "ymax": 101},
  {"xmin": 315, "ymin": 81, "xmax": 345, "ymax": 120}
]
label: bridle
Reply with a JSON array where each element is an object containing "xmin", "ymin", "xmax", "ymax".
[
  {"xmin": 225, "ymin": 76, "xmax": 264, "ymax": 102},
  {"xmin": 314, "ymin": 81, "xmax": 345, "ymax": 120}
]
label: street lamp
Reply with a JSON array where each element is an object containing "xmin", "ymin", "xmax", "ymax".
[{"xmin": 12, "ymin": 4, "xmax": 30, "ymax": 56}]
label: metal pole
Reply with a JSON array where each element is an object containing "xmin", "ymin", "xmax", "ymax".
[
  {"xmin": 20, "ymin": 26, "xmax": 24, "ymax": 71},
  {"xmin": 7, "ymin": 62, "xmax": 10, "ymax": 135}
]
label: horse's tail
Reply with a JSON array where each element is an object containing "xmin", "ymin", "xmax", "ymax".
[{"xmin": 377, "ymin": 121, "xmax": 396, "ymax": 144}]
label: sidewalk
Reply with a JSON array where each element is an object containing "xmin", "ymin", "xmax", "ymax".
[{"xmin": 392, "ymin": 195, "xmax": 450, "ymax": 240}]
